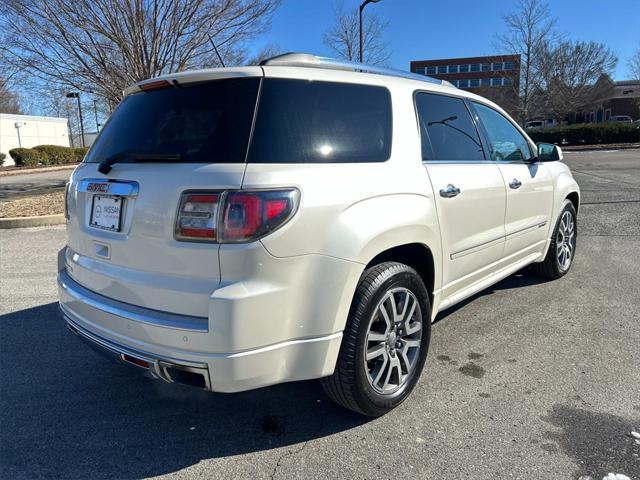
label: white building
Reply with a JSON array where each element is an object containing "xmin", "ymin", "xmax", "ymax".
[{"xmin": 0, "ymin": 113, "xmax": 70, "ymax": 166}]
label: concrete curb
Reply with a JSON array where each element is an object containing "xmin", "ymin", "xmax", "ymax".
[
  {"xmin": 562, "ymin": 144, "xmax": 640, "ymax": 152},
  {"xmin": 0, "ymin": 214, "xmax": 65, "ymax": 229},
  {"xmin": 0, "ymin": 165, "xmax": 77, "ymax": 177}
]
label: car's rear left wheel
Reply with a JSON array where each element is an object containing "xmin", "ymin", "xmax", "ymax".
[{"xmin": 321, "ymin": 262, "xmax": 431, "ymax": 416}]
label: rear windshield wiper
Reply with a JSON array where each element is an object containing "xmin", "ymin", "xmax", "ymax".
[{"xmin": 98, "ymin": 151, "xmax": 182, "ymax": 174}]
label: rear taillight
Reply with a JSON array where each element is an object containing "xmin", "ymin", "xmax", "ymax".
[
  {"xmin": 175, "ymin": 193, "xmax": 220, "ymax": 241},
  {"xmin": 175, "ymin": 189, "xmax": 298, "ymax": 243}
]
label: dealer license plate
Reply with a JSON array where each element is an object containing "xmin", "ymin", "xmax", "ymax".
[{"xmin": 90, "ymin": 195, "xmax": 123, "ymax": 232}]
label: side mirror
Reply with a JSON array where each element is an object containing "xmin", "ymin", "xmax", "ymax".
[{"xmin": 537, "ymin": 142, "xmax": 563, "ymax": 162}]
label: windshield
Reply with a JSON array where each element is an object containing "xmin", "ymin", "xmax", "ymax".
[{"xmin": 85, "ymin": 77, "xmax": 260, "ymax": 164}]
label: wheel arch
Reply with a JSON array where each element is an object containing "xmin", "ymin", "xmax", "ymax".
[{"xmin": 364, "ymin": 243, "xmax": 436, "ymax": 307}]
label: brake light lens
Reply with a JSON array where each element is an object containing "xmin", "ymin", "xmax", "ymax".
[
  {"xmin": 175, "ymin": 189, "xmax": 298, "ymax": 243},
  {"xmin": 175, "ymin": 193, "xmax": 220, "ymax": 240}
]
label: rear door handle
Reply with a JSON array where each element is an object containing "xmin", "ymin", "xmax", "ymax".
[
  {"xmin": 509, "ymin": 179, "xmax": 522, "ymax": 189},
  {"xmin": 439, "ymin": 184, "xmax": 461, "ymax": 198}
]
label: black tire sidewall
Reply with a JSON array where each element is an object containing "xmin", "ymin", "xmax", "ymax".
[{"xmin": 351, "ymin": 266, "xmax": 431, "ymax": 415}]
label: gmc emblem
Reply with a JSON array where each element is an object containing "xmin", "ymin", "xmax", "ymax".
[{"xmin": 87, "ymin": 183, "xmax": 110, "ymax": 193}]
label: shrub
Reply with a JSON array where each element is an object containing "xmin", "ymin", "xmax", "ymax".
[
  {"xmin": 9, "ymin": 148, "xmax": 45, "ymax": 166},
  {"xmin": 73, "ymin": 147, "xmax": 89, "ymax": 162},
  {"xmin": 529, "ymin": 123, "xmax": 640, "ymax": 145},
  {"xmin": 0, "ymin": 152, "xmax": 5, "ymax": 166},
  {"xmin": 33, "ymin": 144, "xmax": 77, "ymax": 165}
]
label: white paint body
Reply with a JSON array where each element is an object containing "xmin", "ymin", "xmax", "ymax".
[
  {"xmin": 58, "ymin": 65, "xmax": 580, "ymax": 392},
  {"xmin": 0, "ymin": 114, "xmax": 70, "ymax": 165}
]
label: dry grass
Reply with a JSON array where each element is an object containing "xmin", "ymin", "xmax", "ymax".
[{"xmin": 0, "ymin": 191, "xmax": 65, "ymax": 218}]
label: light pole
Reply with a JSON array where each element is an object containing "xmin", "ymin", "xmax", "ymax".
[
  {"xmin": 93, "ymin": 99, "xmax": 100, "ymax": 132},
  {"xmin": 359, "ymin": 0, "xmax": 382, "ymax": 63},
  {"xmin": 66, "ymin": 92, "xmax": 85, "ymax": 147}
]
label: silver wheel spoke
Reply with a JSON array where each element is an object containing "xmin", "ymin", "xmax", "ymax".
[
  {"xmin": 366, "ymin": 343, "xmax": 386, "ymax": 361},
  {"xmin": 402, "ymin": 338, "xmax": 421, "ymax": 350},
  {"xmin": 378, "ymin": 296, "xmax": 393, "ymax": 332},
  {"xmin": 398, "ymin": 350, "xmax": 411, "ymax": 375},
  {"xmin": 367, "ymin": 331, "xmax": 387, "ymax": 342},
  {"xmin": 371, "ymin": 353, "xmax": 389, "ymax": 386}
]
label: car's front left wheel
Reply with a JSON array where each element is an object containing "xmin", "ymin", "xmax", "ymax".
[{"xmin": 321, "ymin": 262, "xmax": 431, "ymax": 416}]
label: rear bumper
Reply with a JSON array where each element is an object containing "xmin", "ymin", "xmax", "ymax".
[{"xmin": 58, "ymin": 263, "xmax": 344, "ymax": 393}]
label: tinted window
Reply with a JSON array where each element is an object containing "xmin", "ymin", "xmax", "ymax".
[
  {"xmin": 415, "ymin": 93, "xmax": 485, "ymax": 161},
  {"xmin": 85, "ymin": 78, "xmax": 260, "ymax": 164},
  {"xmin": 459, "ymin": 64, "xmax": 469, "ymax": 73},
  {"xmin": 248, "ymin": 79, "xmax": 392, "ymax": 163},
  {"xmin": 474, "ymin": 102, "xmax": 532, "ymax": 161},
  {"xmin": 437, "ymin": 66, "xmax": 447, "ymax": 74},
  {"xmin": 426, "ymin": 66, "xmax": 436, "ymax": 75}
]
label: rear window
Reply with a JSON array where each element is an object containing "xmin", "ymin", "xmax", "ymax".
[
  {"xmin": 84, "ymin": 78, "xmax": 260, "ymax": 164},
  {"xmin": 248, "ymin": 79, "xmax": 392, "ymax": 163}
]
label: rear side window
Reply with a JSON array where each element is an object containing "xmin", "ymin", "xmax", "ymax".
[
  {"xmin": 85, "ymin": 78, "xmax": 260, "ymax": 164},
  {"xmin": 248, "ymin": 79, "xmax": 392, "ymax": 163},
  {"xmin": 415, "ymin": 93, "xmax": 485, "ymax": 161}
]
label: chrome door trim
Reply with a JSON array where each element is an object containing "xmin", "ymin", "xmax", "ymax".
[
  {"xmin": 450, "ymin": 235, "xmax": 505, "ymax": 260},
  {"xmin": 78, "ymin": 178, "xmax": 140, "ymax": 197},
  {"xmin": 505, "ymin": 221, "xmax": 547, "ymax": 240}
]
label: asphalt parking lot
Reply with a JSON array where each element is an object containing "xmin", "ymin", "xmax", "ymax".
[
  {"xmin": 1, "ymin": 149, "xmax": 639, "ymax": 480},
  {"xmin": 0, "ymin": 169, "xmax": 72, "ymax": 201}
]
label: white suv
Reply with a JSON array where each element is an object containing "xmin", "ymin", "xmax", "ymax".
[{"xmin": 58, "ymin": 53, "xmax": 580, "ymax": 416}]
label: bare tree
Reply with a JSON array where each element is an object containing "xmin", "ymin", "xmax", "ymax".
[
  {"xmin": 628, "ymin": 45, "xmax": 640, "ymax": 80},
  {"xmin": 0, "ymin": 78, "xmax": 22, "ymax": 114},
  {"xmin": 245, "ymin": 43, "xmax": 282, "ymax": 66},
  {"xmin": 534, "ymin": 40, "xmax": 618, "ymax": 122},
  {"xmin": 495, "ymin": 0, "xmax": 558, "ymax": 122},
  {"xmin": 0, "ymin": 0, "xmax": 281, "ymax": 106},
  {"xmin": 323, "ymin": 3, "xmax": 390, "ymax": 66}
]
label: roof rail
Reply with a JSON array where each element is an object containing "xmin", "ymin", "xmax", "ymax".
[{"xmin": 260, "ymin": 52, "xmax": 448, "ymax": 86}]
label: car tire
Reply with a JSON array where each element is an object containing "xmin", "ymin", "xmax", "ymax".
[
  {"xmin": 321, "ymin": 262, "xmax": 431, "ymax": 416},
  {"xmin": 532, "ymin": 200, "xmax": 577, "ymax": 279}
]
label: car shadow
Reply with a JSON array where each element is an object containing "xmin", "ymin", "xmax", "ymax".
[
  {"xmin": 434, "ymin": 268, "xmax": 550, "ymax": 323},
  {"xmin": 0, "ymin": 302, "xmax": 369, "ymax": 480}
]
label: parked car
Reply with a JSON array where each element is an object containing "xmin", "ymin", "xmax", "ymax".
[
  {"xmin": 525, "ymin": 119, "xmax": 559, "ymax": 130},
  {"xmin": 58, "ymin": 53, "xmax": 580, "ymax": 416},
  {"xmin": 609, "ymin": 115, "xmax": 633, "ymax": 123}
]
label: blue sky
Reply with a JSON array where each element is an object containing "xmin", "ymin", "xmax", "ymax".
[{"xmin": 253, "ymin": 0, "xmax": 640, "ymax": 80}]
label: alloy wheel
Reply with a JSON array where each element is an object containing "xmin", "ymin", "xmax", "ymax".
[
  {"xmin": 556, "ymin": 210, "xmax": 575, "ymax": 271},
  {"xmin": 364, "ymin": 288, "xmax": 423, "ymax": 395}
]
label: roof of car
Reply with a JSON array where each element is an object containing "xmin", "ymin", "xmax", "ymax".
[{"xmin": 122, "ymin": 52, "xmax": 499, "ymax": 110}]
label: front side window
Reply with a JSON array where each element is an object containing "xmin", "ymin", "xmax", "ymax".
[
  {"xmin": 415, "ymin": 93, "xmax": 485, "ymax": 161},
  {"xmin": 248, "ymin": 79, "xmax": 392, "ymax": 163},
  {"xmin": 473, "ymin": 102, "xmax": 532, "ymax": 161}
]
